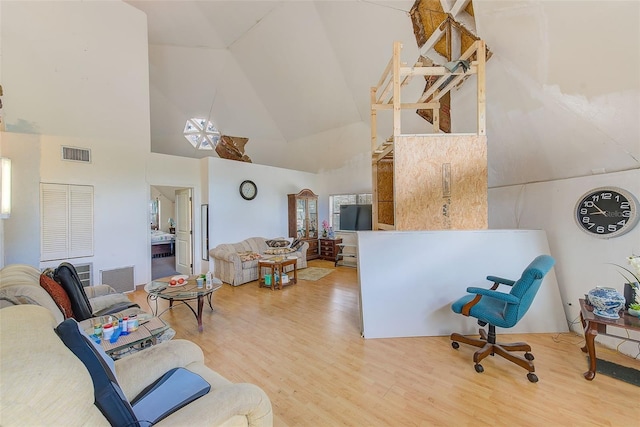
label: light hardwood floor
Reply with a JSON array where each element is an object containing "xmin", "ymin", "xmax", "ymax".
[{"xmin": 129, "ymin": 260, "xmax": 640, "ymax": 426}]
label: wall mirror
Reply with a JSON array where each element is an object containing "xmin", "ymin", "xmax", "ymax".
[{"xmin": 150, "ymin": 198, "xmax": 159, "ymax": 230}]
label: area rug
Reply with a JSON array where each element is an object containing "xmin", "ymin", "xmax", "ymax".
[
  {"xmin": 297, "ymin": 267, "xmax": 334, "ymax": 281},
  {"xmin": 587, "ymin": 357, "xmax": 640, "ymax": 387}
]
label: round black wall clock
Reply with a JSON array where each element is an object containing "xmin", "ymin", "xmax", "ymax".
[
  {"xmin": 239, "ymin": 180, "xmax": 257, "ymax": 200},
  {"xmin": 574, "ymin": 186, "xmax": 639, "ymax": 238}
]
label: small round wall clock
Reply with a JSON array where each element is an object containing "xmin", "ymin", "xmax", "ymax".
[
  {"xmin": 239, "ymin": 180, "xmax": 257, "ymax": 200},
  {"xmin": 574, "ymin": 186, "xmax": 639, "ymax": 238}
]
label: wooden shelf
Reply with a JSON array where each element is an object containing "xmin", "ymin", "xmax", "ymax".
[
  {"xmin": 288, "ymin": 189, "xmax": 319, "ymax": 260},
  {"xmin": 335, "ymin": 243, "xmax": 357, "ymax": 268}
]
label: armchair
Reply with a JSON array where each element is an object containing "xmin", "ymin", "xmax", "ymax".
[{"xmin": 449, "ymin": 255, "xmax": 555, "ymax": 382}]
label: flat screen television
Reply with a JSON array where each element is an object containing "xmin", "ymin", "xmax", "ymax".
[{"xmin": 339, "ymin": 204, "xmax": 372, "ymax": 231}]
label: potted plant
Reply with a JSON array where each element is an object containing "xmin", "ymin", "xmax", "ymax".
[
  {"xmin": 609, "ymin": 255, "xmax": 640, "ymax": 311},
  {"xmin": 321, "ymin": 220, "xmax": 329, "ymax": 238},
  {"xmin": 629, "ymin": 302, "xmax": 640, "ymax": 318}
]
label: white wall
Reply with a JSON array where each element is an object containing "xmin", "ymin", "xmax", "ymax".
[
  {"xmin": 2, "ymin": 1, "xmax": 149, "ymax": 140},
  {"xmin": 0, "ymin": 1, "xmax": 153, "ymax": 288},
  {"xmin": 0, "ymin": 134, "xmax": 41, "ymax": 267},
  {"xmin": 207, "ymin": 157, "xmax": 323, "ymax": 251},
  {"xmin": 489, "ymin": 169, "xmax": 640, "ymax": 355},
  {"xmin": 318, "ymin": 151, "xmax": 373, "ymax": 196}
]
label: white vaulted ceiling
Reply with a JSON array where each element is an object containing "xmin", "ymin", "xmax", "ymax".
[{"xmin": 126, "ymin": 0, "xmax": 640, "ymax": 187}]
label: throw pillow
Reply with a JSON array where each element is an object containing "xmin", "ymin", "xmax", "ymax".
[
  {"xmin": 238, "ymin": 252, "xmax": 262, "ymax": 262},
  {"xmin": 265, "ymin": 239, "xmax": 290, "ymax": 248},
  {"xmin": 264, "ymin": 247, "xmax": 295, "ymax": 255},
  {"xmin": 40, "ymin": 274, "xmax": 75, "ymax": 319},
  {"xmin": 291, "ymin": 239, "xmax": 305, "ymax": 251},
  {"xmin": 55, "ymin": 319, "xmax": 139, "ymax": 427}
]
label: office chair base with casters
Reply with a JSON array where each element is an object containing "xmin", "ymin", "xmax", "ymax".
[
  {"xmin": 450, "ymin": 324, "xmax": 538, "ymax": 383},
  {"xmin": 449, "ymin": 255, "xmax": 556, "ymax": 383}
]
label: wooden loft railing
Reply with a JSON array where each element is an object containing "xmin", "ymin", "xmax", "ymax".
[{"xmin": 370, "ymin": 39, "xmax": 486, "ymax": 162}]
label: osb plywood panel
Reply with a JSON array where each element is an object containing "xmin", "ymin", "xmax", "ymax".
[
  {"xmin": 394, "ymin": 135, "xmax": 487, "ymax": 231},
  {"xmin": 409, "ymin": 0, "xmax": 446, "ymax": 50},
  {"xmin": 411, "ymin": 1, "xmax": 492, "ymax": 65},
  {"xmin": 378, "ymin": 202, "xmax": 395, "ymax": 225},
  {"xmin": 377, "ymin": 160, "xmax": 394, "ymax": 201},
  {"xmin": 216, "ymin": 135, "xmax": 251, "ymax": 163},
  {"xmin": 461, "ymin": 32, "xmax": 476, "ymax": 58},
  {"xmin": 377, "ymin": 160, "xmax": 395, "ymax": 225},
  {"xmin": 465, "ymin": 1, "xmax": 474, "ymax": 17}
]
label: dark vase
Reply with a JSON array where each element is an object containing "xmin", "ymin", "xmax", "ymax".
[{"xmin": 623, "ymin": 282, "xmax": 638, "ymax": 309}]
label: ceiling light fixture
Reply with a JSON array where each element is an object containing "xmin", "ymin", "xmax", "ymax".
[{"xmin": 183, "ymin": 118, "xmax": 221, "ymax": 150}]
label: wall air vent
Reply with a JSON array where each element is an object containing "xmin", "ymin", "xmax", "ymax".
[{"xmin": 62, "ymin": 146, "xmax": 91, "ymax": 163}]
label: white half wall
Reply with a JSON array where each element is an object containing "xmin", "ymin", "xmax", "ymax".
[{"xmin": 358, "ymin": 229, "xmax": 567, "ymax": 339}]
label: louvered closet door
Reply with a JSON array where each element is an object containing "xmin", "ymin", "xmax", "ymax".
[
  {"xmin": 68, "ymin": 185, "xmax": 94, "ymax": 258},
  {"xmin": 41, "ymin": 183, "xmax": 94, "ymax": 261},
  {"xmin": 41, "ymin": 184, "xmax": 69, "ymax": 261}
]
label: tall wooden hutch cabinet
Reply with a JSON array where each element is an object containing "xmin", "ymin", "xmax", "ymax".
[{"xmin": 288, "ymin": 189, "xmax": 319, "ymax": 260}]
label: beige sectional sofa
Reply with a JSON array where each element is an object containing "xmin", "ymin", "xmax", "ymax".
[
  {"xmin": 0, "ymin": 304, "xmax": 273, "ymax": 426},
  {"xmin": 210, "ymin": 237, "xmax": 308, "ymax": 286}
]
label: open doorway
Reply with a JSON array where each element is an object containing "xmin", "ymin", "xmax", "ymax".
[{"xmin": 150, "ymin": 185, "xmax": 194, "ymax": 280}]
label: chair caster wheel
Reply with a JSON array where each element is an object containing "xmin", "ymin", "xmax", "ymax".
[
  {"xmin": 527, "ymin": 373, "xmax": 538, "ymax": 383},
  {"xmin": 525, "ymin": 352, "xmax": 534, "ymax": 361},
  {"xmin": 451, "ymin": 341, "xmax": 459, "ymax": 349},
  {"xmin": 474, "ymin": 364, "xmax": 484, "ymax": 373}
]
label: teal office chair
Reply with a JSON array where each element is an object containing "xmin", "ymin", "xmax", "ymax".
[{"xmin": 450, "ymin": 255, "xmax": 555, "ymax": 382}]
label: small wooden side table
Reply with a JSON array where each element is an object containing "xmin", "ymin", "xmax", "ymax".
[
  {"xmin": 259, "ymin": 258, "xmax": 298, "ymax": 290},
  {"xmin": 319, "ymin": 237, "xmax": 342, "ymax": 261},
  {"xmin": 579, "ymin": 298, "xmax": 640, "ymax": 380}
]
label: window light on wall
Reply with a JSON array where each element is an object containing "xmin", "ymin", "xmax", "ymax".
[
  {"xmin": 0, "ymin": 157, "xmax": 11, "ymax": 219},
  {"xmin": 183, "ymin": 118, "xmax": 221, "ymax": 150}
]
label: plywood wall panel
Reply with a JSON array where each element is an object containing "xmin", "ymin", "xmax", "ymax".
[
  {"xmin": 394, "ymin": 135, "xmax": 487, "ymax": 230},
  {"xmin": 378, "ymin": 202, "xmax": 395, "ymax": 225},
  {"xmin": 377, "ymin": 160, "xmax": 394, "ymax": 201},
  {"xmin": 376, "ymin": 159, "xmax": 395, "ymax": 225}
]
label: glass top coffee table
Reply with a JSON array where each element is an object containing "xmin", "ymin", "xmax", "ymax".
[
  {"xmin": 144, "ymin": 275, "xmax": 222, "ymax": 332},
  {"xmin": 83, "ymin": 314, "xmax": 170, "ymax": 360}
]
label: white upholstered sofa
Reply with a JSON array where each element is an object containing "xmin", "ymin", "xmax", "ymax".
[
  {"xmin": 0, "ymin": 304, "xmax": 273, "ymax": 426},
  {"xmin": 209, "ymin": 237, "xmax": 309, "ymax": 286}
]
